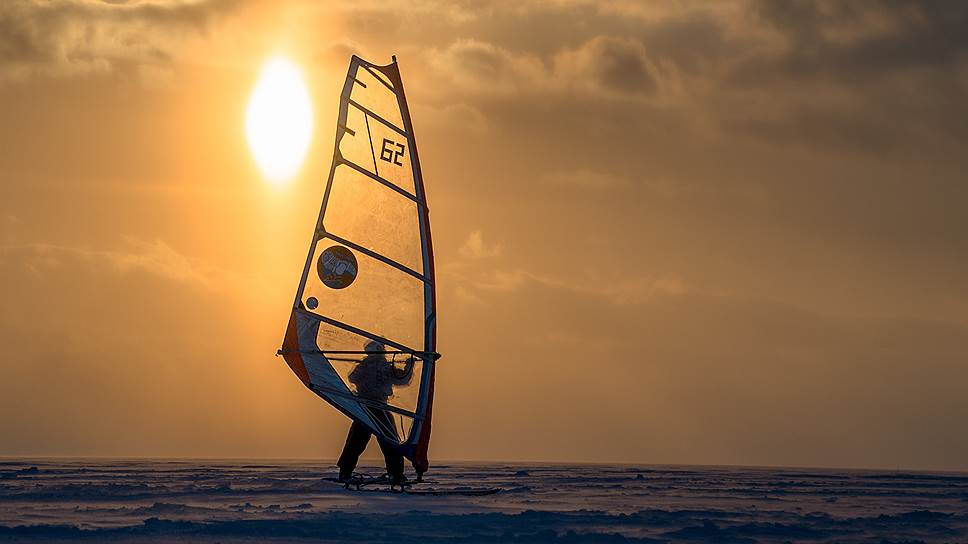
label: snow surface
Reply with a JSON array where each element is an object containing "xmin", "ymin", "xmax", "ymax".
[{"xmin": 1, "ymin": 459, "xmax": 967, "ymax": 542}]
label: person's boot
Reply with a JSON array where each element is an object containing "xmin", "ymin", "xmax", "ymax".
[
  {"xmin": 388, "ymin": 472, "xmax": 409, "ymax": 487},
  {"xmin": 338, "ymin": 468, "xmax": 353, "ymax": 483}
]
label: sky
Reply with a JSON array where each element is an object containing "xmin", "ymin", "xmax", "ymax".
[{"xmin": 1, "ymin": 0, "xmax": 967, "ymax": 471}]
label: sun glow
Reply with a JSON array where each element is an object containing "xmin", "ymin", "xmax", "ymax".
[{"xmin": 246, "ymin": 56, "xmax": 314, "ymax": 184}]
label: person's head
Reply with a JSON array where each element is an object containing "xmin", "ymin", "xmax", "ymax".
[{"xmin": 363, "ymin": 339, "xmax": 385, "ymax": 354}]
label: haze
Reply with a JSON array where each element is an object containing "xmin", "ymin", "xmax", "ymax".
[{"xmin": 1, "ymin": 0, "xmax": 967, "ymax": 471}]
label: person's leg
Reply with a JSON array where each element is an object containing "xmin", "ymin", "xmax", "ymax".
[
  {"xmin": 336, "ymin": 421, "xmax": 371, "ymax": 480},
  {"xmin": 370, "ymin": 410, "xmax": 405, "ymax": 482},
  {"xmin": 377, "ymin": 437, "xmax": 405, "ymax": 482}
]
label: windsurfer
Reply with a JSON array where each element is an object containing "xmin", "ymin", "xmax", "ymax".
[{"xmin": 336, "ymin": 339, "xmax": 415, "ymax": 484}]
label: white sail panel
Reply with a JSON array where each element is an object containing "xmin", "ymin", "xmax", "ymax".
[
  {"xmin": 367, "ymin": 118, "xmax": 416, "ymax": 196},
  {"xmin": 323, "ymin": 165, "xmax": 424, "ymax": 275},
  {"xmin": 338, "ymin": 106, "xmax": 378, "ymax": 175},
  {"xmin": 351, "ymin": 65, "xmax": 406, "ymax": 136},
  {"xmin": 290, "ymin": 311, "xmax": 383, "ymax": 432},
  {"xmin": 301, "ymin": 238, "xmax": 424, "ymax": 351}
]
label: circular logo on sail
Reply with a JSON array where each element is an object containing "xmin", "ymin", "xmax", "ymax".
[{"xmin": 317, "ymin": 245, "xmax": 358, "ymax": 289}]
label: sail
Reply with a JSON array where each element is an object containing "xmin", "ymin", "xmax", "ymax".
[{"xmin": 280, "ymin": 55, "xmax": 438, "ymax": 475}]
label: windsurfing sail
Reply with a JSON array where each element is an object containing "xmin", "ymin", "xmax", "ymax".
[{"xmin": 279, "ymin": 55, "xmax": 439, "ymax": 476}]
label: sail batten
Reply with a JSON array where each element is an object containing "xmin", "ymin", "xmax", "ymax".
[
  {"xmin": 296, "ymin": 308, "xmax": 422, "ymax": 356},
  {"xmin": 321, "ymin": 231, "xmax": 432, "ymax": 284},
  {"xmin": 360, "ymin": 64, "xmax": 396, "ymax": 92},
  {"xmin": 349, "ymin": 98, "xmax": 409, "ymax": 137},
  {"xmin": 281, "ymin": 55, "xmax": 438, "ymax": 469},
  {"xmin": 336, "ymin": 158, "xmax": 422, "ymax": 203}
]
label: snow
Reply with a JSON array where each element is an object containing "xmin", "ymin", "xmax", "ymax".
[{"xmin": 1, "ymin": 460, "xmax": 967, "ymax": 542}]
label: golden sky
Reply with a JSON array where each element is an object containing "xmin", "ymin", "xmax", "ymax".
[{"xmin": 2, "ymin": 0, "xmax": 968, "ymax": 470}]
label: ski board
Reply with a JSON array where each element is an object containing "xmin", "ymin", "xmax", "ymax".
[{"xmin": 320, "ymin": 477, "xmax": 500, "ymax": 496}]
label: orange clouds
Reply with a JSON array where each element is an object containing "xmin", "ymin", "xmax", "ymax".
[{"xmin": 2, "ymin": 0, "xmax": 968, "ymax": 469}]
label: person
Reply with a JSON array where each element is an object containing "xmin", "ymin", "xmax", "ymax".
[{"xmin": 336, "ymin": 339, "xmax": 415, "ymax": 485}]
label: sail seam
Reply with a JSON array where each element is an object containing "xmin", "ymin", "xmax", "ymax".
[
  {"xmin": 295, "ymin": 308, "xmax": 420, "ymax": 356},
  {"xmin": 320, "ymin": 230, "xmax": 431, "ymax": 284},
  {"xmin": 361, "ymin": 64, "xmax": 397, "ymax": 94},
  {"xmin": 338, "ymin": 123, "xmax": 355, "ymax": 137},
  {"xmin": 347, "ymin": 98, "xmax": 408, "ymax": 137},
  {"xmin": 282, "ymin": 349, "xmax": 440, "ymax": 358},
  {"xmin": 310, "ymin": 384, "xmax": 420, "ymax": 419},
  {"xmin": 339, "ymin": 159, "xmax": 422, "ymax": 204},
  {"xmin": 364, "ymin": 114, "xmax": 379, "ymax": 173}
]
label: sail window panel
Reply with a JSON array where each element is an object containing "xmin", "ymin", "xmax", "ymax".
[
  {"xmin": 293, "ymin": 321, "xmax": 383, "ymax": 434},
  {"xmin": 394, "ymin": 413, "xmax": 415, "ymax": 444},
  {"xmin": 385, "ymin": 359, "xmax": 422, "ymax": 415},
  {"xmin": 338, "ymin": 105, "xmax": 378, "ymax": 174},
  {"xmin": 351, "ymin": 63, "xmax": 406, "ymax": 130},
  {"xmin": 324, "ymin": 165, "xmax": 423, "ymax": 275},
  {"xmin": 366, "ymin": 65, "xmax": 394, "ymax": 90},
  {"xmin": 313, "ymin": 318, "xmax": 380, "ymax": 353},
  {"xmin": 368, "ymin": 117, "xmax": 416, "ymax": 196},
  {"xmin": 323, "ymin": 391, "xmax": 384, "ymax": 437},
  {"xmin": 302, "ymin": 237, "xmax": 424, "ymax": 351},
  {"xmin": 309, "ymin": 321, "xmax": 424, "ymax": 415},
  {"xmin": 355, "ymin": 407, "xmax": 414, "ymax": 445},
  {"xmin": 329, "ymin": 358, "xmax": 424, "ymax": 415}
]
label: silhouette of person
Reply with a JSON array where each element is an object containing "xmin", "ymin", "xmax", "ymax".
[{"xmin": 336, "ymin": 339, "xmax": 414, "ymax": 484}]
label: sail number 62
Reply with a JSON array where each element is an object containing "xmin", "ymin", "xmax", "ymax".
[{"xmin": 380, "ymin": 138, "xmax": 405, "ymax": 166}]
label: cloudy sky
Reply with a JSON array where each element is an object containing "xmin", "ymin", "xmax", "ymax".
[{"xmin": 1, "ymin": 0, "xmax": 967, "ymax": 471}]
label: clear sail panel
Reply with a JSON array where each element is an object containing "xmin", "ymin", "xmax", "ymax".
[
  {"xmin": 338, "ymin": 105, "xmax": 378, "ymax": 174},
  {"xmin": 350, "ymin": 64, "xmax": 405, "ymax": 130},
  {"xmin": 368, "ymin": 117, "xmax": 415, "ymax": 196},
  {"xmin": 303, "ymin": 318, "xmax": 423, "ymax": 443},
  {"xmin": 328, "ymin": 357, "xmax": 423, "ymax": 415},
  {"xmin": 302, "ymin": 236, "xmax": 424, "ymax": 351},
  {"xmin": 354, "ymin": 407, "xmax": 414, "ymax": 445},
  {"xmin": 323, "ymin": 164, "xmax": 423, "ymax": 274}
]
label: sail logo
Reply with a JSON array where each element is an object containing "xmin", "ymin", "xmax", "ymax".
[
  {"xmin": 380, "ymin": 138, "xmax": 405, "ymax": 166},
  {"xmin": 318, "ymin": 245, "xmax": 358, "ymax": 289}
]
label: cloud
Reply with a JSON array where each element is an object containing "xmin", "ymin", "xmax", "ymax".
[
  {"xmin": 430, "ymin": 39, "xmax": 548, "ymax": 95},
  {"xmin": 530, "ymin": 271, "xmax": 694, "ymax": 304},
  {"xmin": 0, "ymin": 0, "xmax": 241, "ymax": 80},
  {"xmin": 554, "ymin": 36, "xmax": 660, "ymax": 97},
  {"xmin": 2, "ymin": 239, "xmax": 225, "ymax": 290},
  {"xmin": 545, "ymin": 169, "xmax": 628, "ymax": 190},
  {"xmin": 709, "ymin": 0, "xmax": 968, "ymax": 151},
  {"xmin": 2, "ymin": 0, "xmax": 968, "ymax": 466},
  {"xmin": 417, "ymin": 102, "xmax": 489, "ymax": 135},
  {"xmin": 454, "ymin": 284, "xmax": 484, "ymax": 305},
  {"xmin": 313, "ymin": 40, "xmax": 362, "ymax": 69},
  {"xmin": 448, "ymin": 258, "xmax": 695, "ymax": 307},
  {"xmin": 748, "ymin": 0, "xmax": 968, "ymax": 78},
  {"xmin": 412, "ymin": 2, "xmax": 968, "ymax": 154},
  {"xmin": 459, "ymin": 230, "xmax": 502, "ymax": 259},
  {"xmin": 332, "ymin": 0, "xmax": 483, "ymax": 29},
  {"xmin": 0, "ymin": 230, "xmax": 309, "ymax": 458},
  {"xmin": 108, "ymin": 239, "xmax": 220, "ymax": 288},
  {"xmin": 443, "ymin": 269, "xmax": 968, "ymax": 467},
  {"xmin": 427, "ymin": 35, "xmax": 669, "ymax": 101}
]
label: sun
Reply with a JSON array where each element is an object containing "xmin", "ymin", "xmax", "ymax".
[{"xmin": 246, "ymin": 56, "xmax": 314, "ymax": 184}]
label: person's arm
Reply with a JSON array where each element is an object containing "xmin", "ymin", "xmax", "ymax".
[
  {"xmin": 391, "ymin": 357, "xmax": 415, "ymax": 384},
  {"xmin": 348, "ymin": 357, "xmax": 367, "ymax": 385}
]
